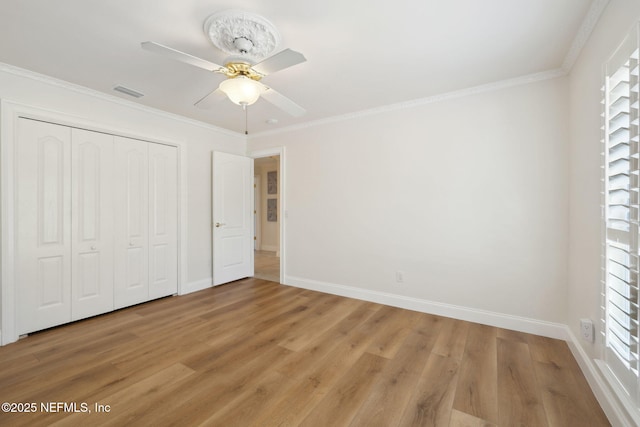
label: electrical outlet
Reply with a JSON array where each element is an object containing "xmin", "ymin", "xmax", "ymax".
[
  {"xmin": 580, "ymin": 318, "xmax": 594, "ymax": 343},
  {"xmin": 395, "ymin": 271, "xmax": 404, "ymax": 283}
]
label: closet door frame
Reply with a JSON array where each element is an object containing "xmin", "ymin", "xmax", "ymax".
[{"xmin": 0, "ymin": 101, "xmax": 187, "ymax": 345}]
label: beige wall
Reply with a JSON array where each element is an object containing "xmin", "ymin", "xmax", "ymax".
[
  {"xmin": 567, "ymin": 0, "xmax": 640, "ymax": 384},
  {"xmin": 255, "ymin": 157, "xmax": 280, "ymax": 253},
  {"xmin": 249, "ymin": 76, "xmax": 569, "ymax": 324},
  {"xmin": 565, "ymin": 3, "xmax": 640, "ymax": 424}
]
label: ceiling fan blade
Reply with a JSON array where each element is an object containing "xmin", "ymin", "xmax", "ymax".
[
  {"xmin": 252, "ymin": 49, "xmax": 306, "ymax": 76},
  {"xmin": 259, "ymin": 84, "xmax": 306, "ymax": 117},
  {"xmin": 194, "ymin": 88, "xmax": 227, "ymax": 109},
  {"xmin": 141, "ymin": 41, "xmax": 226, "ymax": 73}
]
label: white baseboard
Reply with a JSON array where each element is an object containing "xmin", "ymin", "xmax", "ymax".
[
  {"xmin": 260, "ymin": 245, "xmax": 278, "ymax": 252},
  {"xmin": 284, "ymin": 275, "xmax": 567, "ymax": 339},
  {"xmin": 181, "ymin": 277, "xmax": 212, "ymax": 295},
  {"xmin": 565, "ymin": 329, "xmax": 637, "ymax": 427}
]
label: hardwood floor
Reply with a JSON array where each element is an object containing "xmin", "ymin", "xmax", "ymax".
[
  {"xmin": 0, "ymin": 278, "xmax": 610, "ymax": 426},
  {"xmin": 254, "ymin": 250, "xmax": 280, "ymax": 282}
]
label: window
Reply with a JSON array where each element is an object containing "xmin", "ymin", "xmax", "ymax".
[{"xmin": 602, "ymin": 23, "xmax": 640, "ymax": 410}]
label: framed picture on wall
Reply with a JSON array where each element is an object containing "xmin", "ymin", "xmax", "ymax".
[
  {"xmin": 267, "ymin": 171, "xmax": 277, "ymax": 194},
  {"xmin": 267, "ymin": 199, "xmax": 277, "ymax": 222}
]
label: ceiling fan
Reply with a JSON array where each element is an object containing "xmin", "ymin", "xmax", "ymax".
[{"xmin": 141, "ymin": 10, "xmax": 307, "ymax": 117}]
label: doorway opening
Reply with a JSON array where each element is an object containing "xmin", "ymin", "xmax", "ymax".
[{"xmin": 253, "ymin": 154, "xmax": 281, "ymax": 283}]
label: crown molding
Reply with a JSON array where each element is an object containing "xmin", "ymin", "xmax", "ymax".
[
  {"xmin": 0, "ymin": 62, "xmax": 245, "ymax": 139},
  {"xmin": 561, "ymin": 0, "xmax": 610, "ymax": 72},
  {"xmin": 249, "ymin": 68, "xmax": 567, "ymax": 139},
  {"xmin": 2, "ymin": 0, "xmax": 605, "ymax": 144},
  {"xmin": 0, "ymin": 61, "xmax": 568, "ymax": 142},
  {"xmin": 250, "ymin": 0, "xmax": 609, "ymax": 140}
]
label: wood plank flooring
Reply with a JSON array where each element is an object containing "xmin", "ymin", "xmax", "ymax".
[
  {"xmin": 254, "ymin": 250, "xmax": 280, "ymax": 283},
  {"xmin": 0, "ymin": 278, "xmax": 610, "ymax": 426}
]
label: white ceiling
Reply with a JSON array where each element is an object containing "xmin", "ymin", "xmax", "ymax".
[{"xmin": 0, "ymin": 0, "xmax": 598, "ymax": 135}]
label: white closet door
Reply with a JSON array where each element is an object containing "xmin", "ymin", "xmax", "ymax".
[
  {"xmin": 17, "ymin": 119, "xmax": 72, "ymax": 334},
  {"xmin": 114, "ymin": 137, "xmax": 149, "ymax": 309},
  {"xmin": 148, "ymin": 143, "xmax": 178, "ymax": 298},
  {"xmin": 71, "ymin": 129, "xmax": 115, "ymax": 320}
]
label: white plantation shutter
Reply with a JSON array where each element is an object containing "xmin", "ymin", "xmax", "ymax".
[{"xmin": 602, "ymin": 23, "xmax": 640, "ymax": 408}]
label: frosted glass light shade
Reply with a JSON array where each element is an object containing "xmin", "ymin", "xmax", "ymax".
[{"xmin": 219, "ymin": 76, "xmax": 263, "ymax": 106}]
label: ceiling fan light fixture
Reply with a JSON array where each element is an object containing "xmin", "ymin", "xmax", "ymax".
[{"xmin": 219, "ymin": 75, "xmax": 264, "ymax": 106}]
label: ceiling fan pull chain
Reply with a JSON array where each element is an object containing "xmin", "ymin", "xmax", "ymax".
[{"xmin": 244, "ymin": 103, "xmax": 249, "ymax": 135}]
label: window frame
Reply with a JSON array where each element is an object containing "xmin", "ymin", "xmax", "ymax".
[{"xmin": 601, "ymin": 21, "xmax": 640, "ymax": 420}]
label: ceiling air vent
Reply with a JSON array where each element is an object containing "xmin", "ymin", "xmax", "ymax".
[{"xmin": 113, "ymin": 85, "xmax": 144, "ymax": 98}]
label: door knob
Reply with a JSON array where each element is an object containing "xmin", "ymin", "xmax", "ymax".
[
  {"xmin": 215, "ymin": 222, "xmax": 226, "ymax": 228},
  {"xmin": 91, "ymin": 245, "xmax": 96, "ymax": 250}
]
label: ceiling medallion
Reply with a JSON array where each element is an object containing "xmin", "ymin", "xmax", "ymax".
[{"xmin": 203, "ymin": 10, "xmax": 281, "ymax": 61}]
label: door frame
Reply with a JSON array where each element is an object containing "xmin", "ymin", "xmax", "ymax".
[
  {"xmin": 0, "ymin": 100, "xmax": 188, "ymax": 345},
  {"xmin": 254, "ymin": 175, "xmax": 262, "ymax": 251},
  {"xmin": 249, "ymin": 147, "xmax": 285, "ymax": 285}
]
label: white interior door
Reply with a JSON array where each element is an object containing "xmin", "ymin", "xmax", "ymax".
[
  {"xmin": 71, "ymin": 128, "xmax": 115, "ymax": 320},
  {"xmin": 213, "ymin": 151, "xmax": 253, "ymax": 286},
  {"xmin": 114, "ymin": 136, "xmax": 149, "ymax": 308},
  {"xmin": 17, "ymin": 119, "xmax": 72, "ymax": 334},
  {"xmin": 148, "ymin": 143, "xmax": 178, "ymax": 298}
]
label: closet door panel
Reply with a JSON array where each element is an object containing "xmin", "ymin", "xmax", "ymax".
[
  {"xmin": 114, "ymin": 137, "xmax": 149, "ymax": 308},
  {"xmin": 71, "ymin": 129, "xmax": 115, "ymax": 320},
  {"xmin": 17, "ymin": 119, "xmax": 72, "ymax": 334},
  {"xmin": 148, "ymin": 143, "xmax": 178, "ymax": 298}
]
